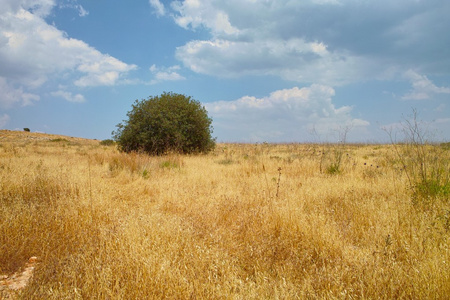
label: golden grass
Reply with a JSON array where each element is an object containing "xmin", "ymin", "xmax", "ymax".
[{"xmin": 1, "ymin": 130, "xmax": 449, "ymax": 299}]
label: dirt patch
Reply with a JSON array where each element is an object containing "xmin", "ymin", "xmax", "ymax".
[{"xmin": 0, "ymin": 257, "xmax": 38, "ymax": 299}]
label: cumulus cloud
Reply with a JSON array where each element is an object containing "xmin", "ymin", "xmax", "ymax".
[
  {"xmin": 167, "ymin": 0, "xmax": 450, "ymax": 85},
  {"xmin": 170, "ymin": 0, "xmax": 239, "ymax": 36},
  {"xmin": 0, "ymin": 114, "xmax": 11, "ymax": 128},
  {"xmin": 0, "ymin": 0, "xmax": 136, "ymax": 107},
  {"xmin": 205, "ymin": 85, "xmax": 370, "ymax": 142},
  {"xmin": 1, "ymin": 0, "xmax": 56, "ymax": 18},
  {"xmin": 402, "ymin": 70, "xmax": 450, "ymax": 100},
  {"xmin": 149, "ymin": 64, "xmax": 186, "ymax": 84},
  {"xmin": 177, "ymin": 38, "xmax": 372, "ymax": 85}
]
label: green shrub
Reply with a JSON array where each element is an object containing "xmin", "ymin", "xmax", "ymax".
[
  {"xmin": 217, "ymin": 159, "xmax": 234, "ymax": 165},
  {"xmin": 326, "ymin": 163, "xmax": 341, "ymax": 175},
  {"xmin": 100, "ymin": 139, "xmax": 115, "ymax": 146},
  {"xmin": 415, "ymin": 179, "xmax": 450, "ymax": 199},
  {"xmin": 113, "ymin": 92, "xmax": 215, "ymax": 155},
  {"xmin": 50, "ymin": 138, "xmax": 69, "ymax": 143},
  {"xmin": 160, "ymin": 160, "xmax": 179, "ymax": 169}
]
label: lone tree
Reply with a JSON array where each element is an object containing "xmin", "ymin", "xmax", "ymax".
[{"xmin": 113, "ymin": 92, "xmax": 215, "ymax": 155}]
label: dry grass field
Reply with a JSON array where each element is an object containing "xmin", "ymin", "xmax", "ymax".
[{"xmin": 1, "ymin": 129, "xmax": 449, "ymax": 299}]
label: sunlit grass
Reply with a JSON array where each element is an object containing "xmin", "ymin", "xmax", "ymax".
[{"xmin": 1, "ymin": 130, "xmax": 449, "ymax": 299}]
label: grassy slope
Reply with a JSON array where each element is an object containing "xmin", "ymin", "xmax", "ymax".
[{"xmin": 0, "ymin": 130, "xmax": 449, "ymax": 299}]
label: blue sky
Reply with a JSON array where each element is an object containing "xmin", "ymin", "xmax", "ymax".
[{"xmin": 1, "ymin": 0, "xmax": 449, "ymax": 143}]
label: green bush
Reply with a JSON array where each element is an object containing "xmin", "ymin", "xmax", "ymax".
[
  {"xmin": 23, "ymin": 128, "xmax": 30, "ymax": 132},
  {"xmin": 100, "ymin": 139, "xmax": 115, "ymax": 146},
  {"xmin": 113, "ymin": 92, "xmax": 215, "ymax": 155},
  {"xmin": 326, "ymin": 162, "xmax": 341, "ymax": 175},
  {"xmin": 50, "ymin": 138, "xmax": 69, "ymax": 143}
]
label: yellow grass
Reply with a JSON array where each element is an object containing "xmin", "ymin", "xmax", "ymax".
[{"xmin": 1, "ymin": 130, "xmax": 449, "ymax": 299}]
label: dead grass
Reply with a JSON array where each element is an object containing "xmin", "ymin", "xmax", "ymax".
[{"xmin": 0, "ymin": 130, "xmax": 449, "ymax": 299}]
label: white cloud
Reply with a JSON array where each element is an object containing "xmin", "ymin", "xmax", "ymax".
[
  {"xmin": 0, "ymin": 77, "xmax": 40, "ymax": 108},
  {"xmin": 205, "ymin": 85, "xmax": 370, "ymax": 142},
  {"xmin": 149, "ymin": 64, "xmax": 186, "ymax": 84},
  {"xmin": 77, "ymin": 5, "xmax": 88, "ymax": 17},
  {"xmin": 2, "ymin": 0, "xmax": 56, "ymax": 17},
  {"xmin": 149, "ymin": 64, "xmax": 158, "ymax": 73},
  {"xmin": 0, "ymin": 0, "xmax": 136, "ymax": 108},
  {"xmin": 149, "ymin": 0, "xmax": 166, "ymax": 16},
  {"xmin": 0, "ymin": 114, "xmax": 11, "ymax": 128},
  {"xmin": 402, "ymin": 70, "xmax": 450, "ymax": 100},
  {"xmin": 75, "ymin": 71, "xmax": 119, "ymax": 87},
  {"xmin": 51, "ymin": 90, "xmax": 85, "ymax": 103},
  {"xmin": 155, "ymin": 72, "xmax": 185, "ymax": 82},
  {"xmin": 58, "ymin": 0, "xmax": 89, "ymax": 17},
  {"xmin": 176, "ymin": 38, "xmax": 371, "ymax": 85},
  {"xmin": 168, "ymin": 0, "xmax": 450, "ymax": 85},
  {"xmin": 170, "ymin": 0, "xmax": 239, "ymax": 36}
]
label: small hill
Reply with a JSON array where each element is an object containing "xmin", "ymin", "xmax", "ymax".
[{"xmin": 0, "ymin": 130, "xmax": 100, "ymax": 146}]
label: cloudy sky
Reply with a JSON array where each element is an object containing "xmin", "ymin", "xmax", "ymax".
[{"xmin": 1, "ymin": 0, "xmax": 449, "ymax": 143}]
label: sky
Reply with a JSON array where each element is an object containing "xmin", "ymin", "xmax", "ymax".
[{"xmin": 0, "ymin": 0, "xmax": 449, "ymax": 143}]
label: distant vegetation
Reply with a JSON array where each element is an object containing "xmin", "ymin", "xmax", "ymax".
[
  {"xmin": 23, "ymin": 128, "xmax": 30, "ymax": 132},
  {"xmin": 99, "ymin": 139, "xmax": 115, "ymax": 146},
  {"xmin": 441, "ymin": 142, "xmax": 450, "ymax": 150},
  {"xmin": 113, "ymin": 92, "xmax": 215, "ymax": 155},
  {"xmin": 50, "ymin": 138, "xmax": 69, "ymax": 143}
]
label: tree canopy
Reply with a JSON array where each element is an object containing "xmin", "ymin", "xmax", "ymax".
[{"xmin": 113, "ymin": 92, "xmax": 215, "ymax": 155}]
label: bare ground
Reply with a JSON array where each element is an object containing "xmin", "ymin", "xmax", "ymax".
[{"xmin": 0, "ymin": 257, "xmax": 38, "ymax": 299}]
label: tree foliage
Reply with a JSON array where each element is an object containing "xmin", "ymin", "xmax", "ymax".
[{"xmin": 113, "ymin": 92, "xmax": 215, "ymax": 155}]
